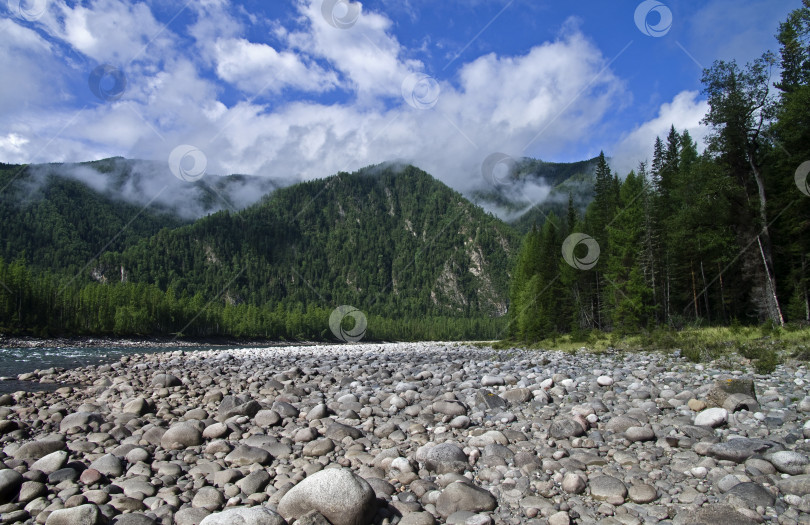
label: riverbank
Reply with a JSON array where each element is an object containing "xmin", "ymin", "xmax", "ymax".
[
  {"xmin": 0, "ymin": 342, "xmax": 808, "ymax": 524},
  {"xmin": 0, "ymin": 335, "xmax": 325, "ymax": 350}
]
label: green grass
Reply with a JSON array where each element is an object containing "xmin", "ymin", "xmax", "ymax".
[{"xmin": 495, "ymin": 324, "xmax": 810, "ymax": 374}]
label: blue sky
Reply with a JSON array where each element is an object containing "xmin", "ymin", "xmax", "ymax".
[{"xmin": 0, "ymin": 0, "xmax": 797, "ymax": 195}]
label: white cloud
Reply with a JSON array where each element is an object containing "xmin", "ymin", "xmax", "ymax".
[
  {"xmin": 0, "ymin": 19, "xmax": 62, "ymax": 116},
  {"xmin": 213, "ymin": 38, "xmax": 340, "ymax": 94},
  {"xmin": 287, "ymin": 0, "xmax": 424, "ymax": 101},
  {"xmin": 0, "ymin": 0, "xmax": 629, "ymax": 213},
  {"xmin": 40, "ymin": 0, "xmax": 172, "ymax": 64},
  {"xmin": 610, "ymin": 90, "xmax": 710, "ymax": 177}
]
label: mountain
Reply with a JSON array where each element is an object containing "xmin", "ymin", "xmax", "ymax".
[
  {"xmin": 471, "ymin": 156, "xmax": 599, "ymax": 233},
  {"xmin": 94, "ymin": 164, "xmax": 520, "ymax": 318},
  {"xmin": 0, "ymin": 158, "xmax": 289, "ymax": 275}
]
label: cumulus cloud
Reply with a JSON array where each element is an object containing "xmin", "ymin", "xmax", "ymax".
[
  {"xmin": 610, "ymin": 91, "xmax": 710, "ymax": 177},
  {"xmin": 0, "ymin": 0, "xmax": 629, "ymax": 215},
  {"xmin": 213, "ymin": 38, "xmax": 340, "ymax": 94}
]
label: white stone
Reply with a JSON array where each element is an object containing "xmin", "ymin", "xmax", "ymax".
[
  {"xmin": 694, "ymin": 407, "xmax": 728, "ymax": 428},
  {"xmin": 596, "ymin": 376, "xmax": 614, "ymax": 387}
]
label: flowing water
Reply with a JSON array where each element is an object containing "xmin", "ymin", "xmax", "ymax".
[{"xmin": 0, "ymin": 345, "xmax": 179, "ymax": 393}]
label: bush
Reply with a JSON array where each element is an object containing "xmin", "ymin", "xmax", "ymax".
[{"xmin": 754, "ymin": 349, "xmax": 780, "ymax": 374}]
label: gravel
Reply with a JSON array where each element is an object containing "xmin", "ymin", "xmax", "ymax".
[{"xmin": 0, "ymin": 342, "xmax": 808, "ymax": 524}]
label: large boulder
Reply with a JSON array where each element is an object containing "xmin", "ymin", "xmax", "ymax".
[
  {"xmin": 278, "ymin": 468, "xmax": 376, "ymax": 525},
  {"xmin": 706, "ymin": 378, "xmax": 756, "ymax": 408},
  {"xmin": 199, "ymin": 507, "xmax": 286, "ymax": 525}
]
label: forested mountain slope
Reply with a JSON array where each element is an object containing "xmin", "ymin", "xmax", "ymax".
[{"xmin": 95, "ymin": 164, "xmax": 519, "ymax": 319}]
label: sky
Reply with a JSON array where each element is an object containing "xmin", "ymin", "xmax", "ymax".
[{"xmin": 0, "ymin": 0, "xmax": 798, "ymax": 196}]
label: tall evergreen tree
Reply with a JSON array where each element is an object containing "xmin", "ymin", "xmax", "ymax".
[{"xmin": 702, "ymin": 53, "xmax": 784, "ymax": 325}]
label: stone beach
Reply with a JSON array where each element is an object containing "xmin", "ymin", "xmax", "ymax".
[{"xmin": 1, "ymin": 342, "xmax": 809, "ymax": 524}]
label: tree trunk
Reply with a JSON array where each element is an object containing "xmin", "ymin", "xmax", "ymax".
[
  {"xmin": 749, "ymin": 155, "xmax": 784, "ymax": 325},
  {"xmin": 700, "ymin": 260, "xmax": 710, "ymax": 321},
  {"xmin": 757, "ymin": 235, "xmax": 785, "ymax": 326},
  {"xmin": 717, "ymin": 262, "xmax": 727, "ymax": 324},
  {"xmin": 691, "ymin": 261, "xmax": 699, "ymax": 320}
]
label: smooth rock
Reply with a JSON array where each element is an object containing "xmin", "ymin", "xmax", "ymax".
[
  {"xmin": 29, "ymin": 451, "xmax": 68, "ymax": 475},
  {"xmin": 0, "ymin": 469, "xmax": 24, "ymax": 504},
  {"xmin": 435, "ymin": 482, "xmax": 497, "ymax": 519},
  {"xmin": 767, "ymin": 450, "xmax": 810, "ymax": 475},
  {"xmin": 424, "ymin": 443, "xmax": 468, "ymax": 474},
  {"xmin": 277, "ymin": 468, "xmax": 376, "ymax": 525},
  {"xmin": 199, "ymin": 507, "xmax": 286, "ymax": 525},
  {"xmin": 589, "ymin": 476, "xmax": 627, "ymax": 503},
  {"xmin": 160, "ymin": 422, "xmax": 203, "ymax": 450},
  {"xmin": 13, "ymin": 440, "xmax": 66, "ymax": 460},
  {"xmin": 672, "ymin": 504, "xmax": 758, "ymax": 525},
  {"xmin": 549, "ymin": 418, "xmax": 585, "ymax": 439},
  {"xmin": 225, "ymin": 445, "xmax": 272, "ymax": 466},
  {"xmin": 44, "ymin": 504, "xmax": 101, "ymax": 525},
  {"xmin": 89, "ymin": 454, "xmax": 123, "ymax": 478},
  {"xmin": 596, "ymin": 376, "xmax": 613, "ymax": 387},
  {"xmin": 152, "ymin": 374, "xmax": 181, "ymax": 387},
  {"xmin": 625, "ymin": 426, "xmax": 655, "ymax": 442},
  {"xmin": 694, "ymin": 407, "xmax": 728, "ymax": 427}
]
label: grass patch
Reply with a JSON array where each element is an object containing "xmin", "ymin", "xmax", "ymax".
[{"xmin": 500, "ymin": 324, "xmax": 810, "ymax": 372}]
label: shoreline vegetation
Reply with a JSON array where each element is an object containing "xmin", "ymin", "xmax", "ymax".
[{"xmin": 495, "ymin": 324, "xmax": 810, "ymax": 374}]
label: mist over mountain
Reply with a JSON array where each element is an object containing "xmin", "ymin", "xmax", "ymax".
[
  {"xmin": 25, "ymin": 157, "xmax": 297, "ymax": 220},
  {"xmin": 470, "ymin": 156, "xmax": 599, "ymax": 229}
]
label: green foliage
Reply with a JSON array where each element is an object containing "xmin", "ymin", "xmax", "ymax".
[
  {"xmin": 0, "ymin": 164, "xmax": 519, "ymax": 341},
  {"xmin": 506, "ymin": 0, "xmax": 810, "ymax": 348}
]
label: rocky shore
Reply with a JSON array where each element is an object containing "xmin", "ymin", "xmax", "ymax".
[{"xmin": 0, "ymin": 342, "xmax": 809, "ymax": 525}]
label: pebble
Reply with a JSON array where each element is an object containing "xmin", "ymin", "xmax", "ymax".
[{"xmin": 2, "ymin": 342, "xmax": 809, "ymax": 524}]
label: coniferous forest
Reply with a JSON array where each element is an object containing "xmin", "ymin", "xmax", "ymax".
[
  {"xmin": 2, "ymin": 3, "xmax": 810, "ymax": 344},
  {"xmin": 508, "ymin": 1, "xmax": 810, "ymax": 342}
]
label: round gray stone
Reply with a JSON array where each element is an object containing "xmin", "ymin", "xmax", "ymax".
[
  {"xmin": 277, "ymin": 468, "xmax": 376, "ymax": 525},
  {"xmin": 589, "ymin": 476, "xmax": 627, "ymax": 503},
  {"xmin": 435, "ymin": 482, "xmax": 497, "ymax": 519},
  {"xmin": 424, "ymin": 443, "xmax": 468, "ymax": 474}
]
